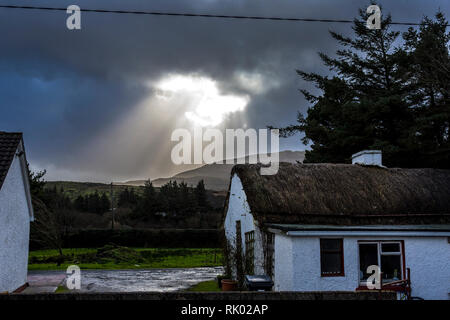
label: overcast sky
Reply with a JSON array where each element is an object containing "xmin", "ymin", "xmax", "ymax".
[{"xmin": 1, "ymin": 0, "xmax": 448, "ymax": 182}]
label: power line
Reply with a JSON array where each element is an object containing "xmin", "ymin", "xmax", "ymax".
[{"xmin": 0, "ymin": 4, "xmax": 446, "ymax": 27}]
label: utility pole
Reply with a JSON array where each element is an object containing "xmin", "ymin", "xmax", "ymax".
[{"xmin": 110, "ymin": 182, "xmax": 115, "ymax": 230}]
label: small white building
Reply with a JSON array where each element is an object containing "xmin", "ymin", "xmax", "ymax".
[
  {"xmin": 0, "ymin": 132, "xmax": 34, "ymax": 293},
  {"xmin": 224, "ymin": 152, "xmax": 450, "ymax": 300}
]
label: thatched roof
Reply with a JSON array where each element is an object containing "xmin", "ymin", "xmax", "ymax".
[{"xmin": 231, "ymin": 163, "xmax": 450, "ymax": 225}]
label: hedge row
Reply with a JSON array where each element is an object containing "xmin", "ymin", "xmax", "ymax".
[{"xmin": 30, "ymin": 229, "xmax": 222, "ymax": 250}]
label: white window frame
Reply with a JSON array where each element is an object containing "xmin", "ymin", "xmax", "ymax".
[
  {"xmin": 245, "ymin": 230, "xmax": 255, "ymax": 275},
  {"xmin": 358, "ymin": 241, "xmax": 404, "ymax": 284}
]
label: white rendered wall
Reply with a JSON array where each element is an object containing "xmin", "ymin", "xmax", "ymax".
[
  {"xmin": 274, "ymin": 234, "xmax": 293, "ymax": 291},
  {"xmin": 404, "ymin": 237, "xmax": 450, "ymax": 300},
  {"xmin": 0, "ymin": 153, "xmax": 31, "ymax": 293},
  {"xmin": 224, "ymin": 174, "xmax": 265, "ymax": 276},
  {"xmin": 274, "ymin": 235, "xmax": 450, "ymax": 300}
]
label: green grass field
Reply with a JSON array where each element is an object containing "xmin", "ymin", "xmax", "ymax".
[
  {"xmin": 186, "ymin": 280, "xmax": 220, "ymax": 292},
  {"xmin": 28, "ymin": 247, "xmax": 223, "ymax": 270}
]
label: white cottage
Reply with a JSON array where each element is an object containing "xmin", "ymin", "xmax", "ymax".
[
  {"xmin": 224, "ymin": 152, "xmax": 450, "ymax": 300},
  {"xmin": 0, "ymin": 132, "xmax": 34, "ymax": 293}
]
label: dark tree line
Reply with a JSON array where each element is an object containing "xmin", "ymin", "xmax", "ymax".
[
  {"xmin": 28, "ymin": 169, "xmax": 71, "ymax": 256},
  {"xmin": 118, "ymin": 180, "xmax": 210, "ymax": 221},
  {"xmin": 29, "ymin": 167, "xmax": 114, "ymax": 254},
  {"xmin": 275, "ymin": 10, "xmax": 450, "ymax": 168},
  {"xmin": 73, "ymin": 192, "xmax": 111, "ymax": 214},
  {"xmin": 30, "ymin": 177, "xmax": 111, "ymax": 216},
  {"xmin": 27, "ymin": 167, "xmax": 217, "ymax": 252},
  {"xmin": 117, "ymin": 188, "xmax": 138, "ymax": 208}
]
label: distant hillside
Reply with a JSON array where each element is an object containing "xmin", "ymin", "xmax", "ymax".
[
  {"xmin": 45, "ymin": 181, "xmax": 143, "ymax": 201},
  {"xmin": 45, "ymin": 181, "xmax": 226, "ymax": 209},
  {"xmin": 121, "ymin": 150, "xmax": 305, "ymax": 191}
]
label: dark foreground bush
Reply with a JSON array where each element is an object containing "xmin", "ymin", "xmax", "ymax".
[{"xmin": 30, "ymin": 229, "xmax": 221, "ymax": 250}]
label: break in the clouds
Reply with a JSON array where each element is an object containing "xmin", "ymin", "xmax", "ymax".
[
  {"xmin": 154, "ymin": 74, "xmax": 249, "ymax": 127},
  {"xmin": 0, "ymin": 0, "xmax": 448, "ymax": 182}
]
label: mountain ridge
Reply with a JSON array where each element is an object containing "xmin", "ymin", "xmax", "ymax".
[{"xmin": 119, "ymin": 150, "xmax": 305, "ymax": 191}]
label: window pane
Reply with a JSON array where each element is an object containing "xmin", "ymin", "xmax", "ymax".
[
  {"xmin": 321, "ymin": 239, "xmax": 341, "ymax": 251},
  {"xmin": 381, "ymin": 243, "xmax": 400, "ymax": 253},
  {"xmin": 321, "ymin": 252, "xmax": 342, "ymax": 274},
  {"xmin": 359, "ymin": 244, "xmax": 378, "ymax": 280},
  {"xmin": 381, "ymin": 255, "xmax": 402, "ymax": 281}
]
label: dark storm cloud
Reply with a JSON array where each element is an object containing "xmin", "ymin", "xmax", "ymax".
[{"xmin": 0, "ymin": 0, "xmax": 448, "ymax": 181}]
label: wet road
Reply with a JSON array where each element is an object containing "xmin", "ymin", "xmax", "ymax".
[{"xmin": 28, "ymin": 267, "xmax": 223, "ymax": 292}]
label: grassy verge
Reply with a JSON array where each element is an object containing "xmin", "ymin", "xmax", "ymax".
[
  {"xmin": 55, "ymin": 285, "xmax": 70, "ymax": 293},
  {"xmin": 28, "ymin": 246, "xmax": 223, "ymax": 270},
  {"xmin": 186, "ymin": 280, "xmax": 220, "ymax": 292}
]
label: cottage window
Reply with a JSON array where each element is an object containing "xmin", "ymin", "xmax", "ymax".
[
  {"xmin": 359, "ymin": 241, "xmax": 403, "ymax": 283},
  {"xmin": 245, "ymin": 231, "xmax": 255, "ymax": 274},
  {"xmin": 320, "ymin": 239, "xmax": 344, "ymax": 276}
]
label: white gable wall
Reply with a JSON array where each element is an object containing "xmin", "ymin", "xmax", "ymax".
[
  {"xmin": 224, "ymin": 174, "xmax": 265, "ymax": 276},
  {"xmin": 0, "ymin": 151, "xmax": 31, "ymax": 293},
  {"xmin": 273, "ymin": 234, "xmax": 450, "ymax": 300}
]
